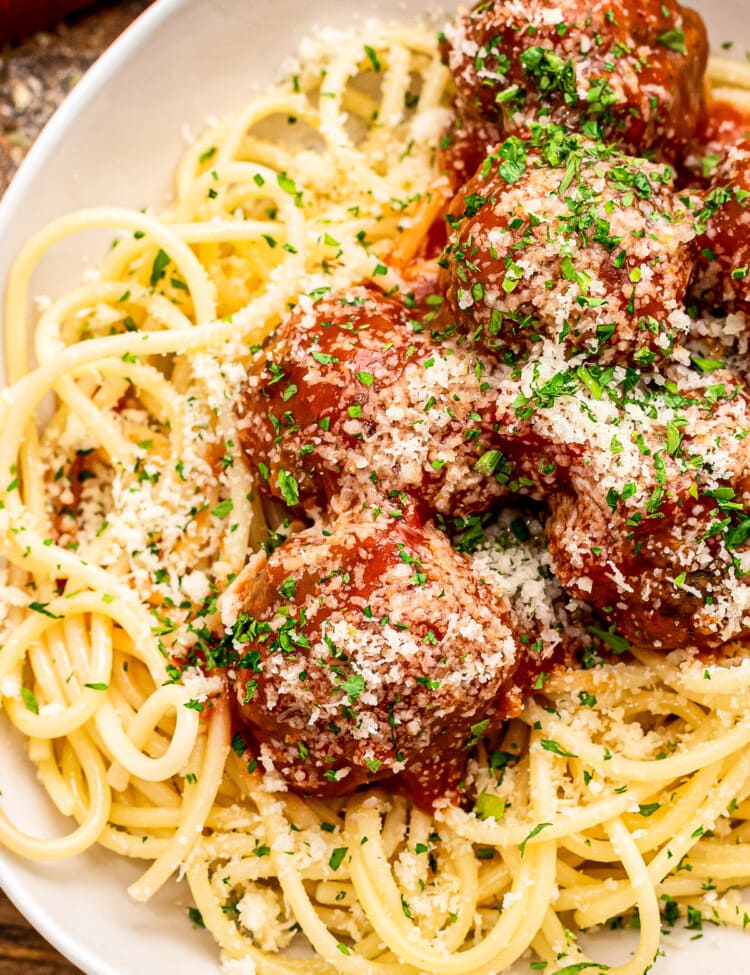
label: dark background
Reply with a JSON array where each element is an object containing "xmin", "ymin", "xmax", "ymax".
[{"xmin": 0, "ymin": 0, "xmax": 151, "ymax": 193}]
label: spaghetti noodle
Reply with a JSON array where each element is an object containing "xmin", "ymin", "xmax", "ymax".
[{"xmin": 3, "ymin": 10, "xmax": 750, "ymax": 975}]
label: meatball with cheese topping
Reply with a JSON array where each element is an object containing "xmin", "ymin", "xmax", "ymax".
[
  {"xmin": 441, "ymin": 0, "xmax": 708, "ymax": 175},
  {"xmin": 223, "ymin": 510, "xmax": 524, "ymax": 804},
  {"xmin": 440, "ymin": 133, "xmax": 699, "ymax": 363},
  {"xmin": 539, "ymin": 367, "xmax": 750, "ymax": 651},
  {"xmin": 236, "ymin": 287, "xmax": 510, "ymax": 518},
  {"xmin": 691, "ymin": 141, "xmax": 750, "ymax": 316}
]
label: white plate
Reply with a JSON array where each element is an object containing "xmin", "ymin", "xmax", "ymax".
[{"xmin": 0, "ymin": 0, "xmax": 749, "ymax": 972}]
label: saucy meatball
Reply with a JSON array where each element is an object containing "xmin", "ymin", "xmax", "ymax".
[
  {"xmin": 539, "ymin": 368, "xmax": 750, "ymax": 650},
  {"xmin": 442, "ymin": 0, "xmax": 708, "ymax": 170},
  {"xmin": 222, "ymin": 510, "xmax": 523, "ymax": 803},
  {"xmin": 440, "ymin": 133, "xmax": 699, "ymax": 363},
  {"xmin": 236, "ymin": 287, "xmax": 509, "ymax": 518},
  {"xmin": 691, "ymin": 141, "xmax": 750, "ymax": 316},
  {"xmin": 688, "ymin": 101, "xmax": 750, "ymax": 177}
]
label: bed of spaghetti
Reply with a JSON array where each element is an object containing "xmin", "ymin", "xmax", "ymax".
[{"xmin": 2, "ymin": 19, "xmax": 750, "ymax": 975}]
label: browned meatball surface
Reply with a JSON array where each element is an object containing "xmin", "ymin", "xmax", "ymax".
[
  {"xmin": 236, "ymin": 286, "xmax": 511, "ymax": 519},
  {"xmin": 222, "ymin": 511, "xmax": 524, "ymax": 803},
  {"xmin": 691, "ymin": 141, "xmax": 750, "ymax": 316},
  {"xmin": 440, "ymin": 133, "xmax": 699, "ymax": 363},
  {"xmin": 441, "ymin": 0, "xmax": 708, "ymax": 178},
  {"xmin": 529, "ymin": 366, "xmax": 750, "ymax": 651},
  {"xmin": 688, "ymin": 100, "xmax": 750, "ymax": 179}
]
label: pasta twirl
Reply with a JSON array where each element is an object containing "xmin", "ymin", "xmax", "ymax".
[{"xmin": 3, "ymin": 15, "xmax": 750, "ymax": 975}]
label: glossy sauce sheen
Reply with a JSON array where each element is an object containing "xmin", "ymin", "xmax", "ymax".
[
  {"xmin": 228, "ymin": 512, "xmax": 522, "ymax": 804},
  {"xmin": 441, "ymin": 0, "xmax": 707, "ymax": 177},
  {"xmin": 222, "ymin": 0, "xmax": 750, "ymax": 806},
  {"xmin": 236, "ymin": 289, "xmax": 509, "ymax": 520}
]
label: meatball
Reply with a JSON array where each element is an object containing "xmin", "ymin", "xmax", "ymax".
[
  {"xmin": 222, "ymin": 510, "xmax": 523, "ymax": 803},
  {"xmin": 687, "ymin": 101, "xmax": 750, "ymax": 179},
  {"xmin": 440, "ymin": 134, "xmax": 699, "ymax": 363},
  {"xmin": 236, "ymin": 287, "xmax": 510, "ymax": 518},
  {"xmin": 442, "ymin": 0, "xmax": 708, "ymax": 168},
  {"xmin": 691, "ymin": 141, "xmax": 750, "ymax": 316},
  {"xmin": 539, "ymin": 367, "xmax": 750, "ymax": 651}
]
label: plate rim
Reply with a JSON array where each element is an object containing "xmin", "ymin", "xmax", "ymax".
[
  {"xmin": 0, "ymin": 1, "xmax": 748, "ymax": 973},
  {"xmin": 0, "ymin": 7, "xmax": 189, "ymax": 971},
  {"xmin": 0, "ymin": 0, "xmax": 190, "ymax": 228}
]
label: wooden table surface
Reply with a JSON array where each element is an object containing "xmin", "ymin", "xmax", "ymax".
[
  {"xmin": 0, "ymin": 7, "xmax": 150, "ymax": 971},
  {"xmin": 0, "ymin": 0, "xmax": 150, "ymax": 194},
  {"xmin": 0, "ymin": 891, "xmax": 79, "ymax": 974}
]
